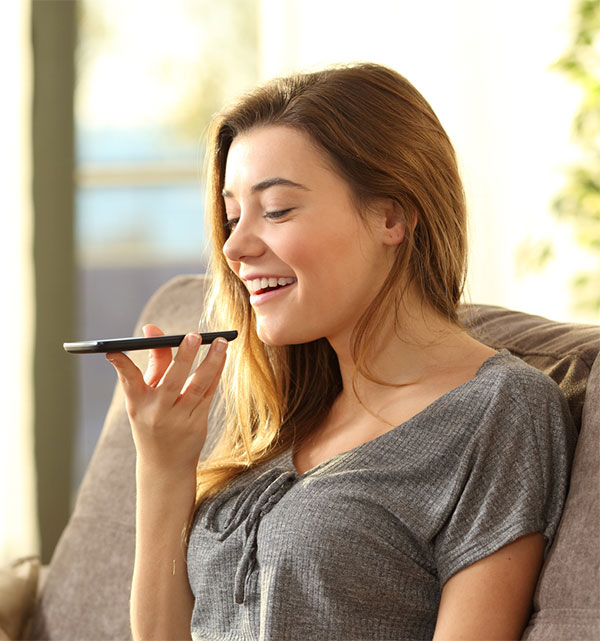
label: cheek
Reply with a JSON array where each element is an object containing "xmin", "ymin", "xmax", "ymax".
[
  {"xmin": 278, "ymin": 225, "xmax": 356, "ymax": 270},
  {"xmin": 225, "ymin": 256, "xmax": 239, "ymax": 275}
]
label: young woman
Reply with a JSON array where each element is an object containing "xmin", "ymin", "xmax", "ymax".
[{"xmin": 108, "ymin": 63, "xmax": 576, "ymax": 641}]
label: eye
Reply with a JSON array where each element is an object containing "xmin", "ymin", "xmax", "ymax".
[
  {"xmin": 224, "ymin": 217, "xmax": 239, "ymax": 231},
  {"xmin": 264, "ymin": 209, "xmax": 292, "ymax": 221}
]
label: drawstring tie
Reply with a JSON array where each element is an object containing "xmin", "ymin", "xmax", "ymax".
[{"xmin": 202, "ymin": 466, "xmax": 297, "ymax": 604}]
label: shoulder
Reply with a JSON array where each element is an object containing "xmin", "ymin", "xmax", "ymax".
[
  {"xmin": 447, "ymin": 350, "xmax": 577, "ymax": 465},
  {"xmin": 433, "ymin": 350, "xmax": 577, "ymax": 578},
  {"xmin": 461, "ymin": 350, "xmax": 577, "ymax": 475},
  {"xmin": 413, "ymin": 350, "xmax": 575, "ymax": 451},
  {"xmin": 472, "ymin": 350, "xmax": 569, "ymax": 412}
]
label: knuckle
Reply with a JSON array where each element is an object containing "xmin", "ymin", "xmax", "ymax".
[{"xmin": 185, "ymin": 381, "xmax": 208, "ymax": 400}]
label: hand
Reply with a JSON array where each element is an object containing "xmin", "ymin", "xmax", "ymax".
[{"xmin": 106, "ymin": 324, "xmax": 228, "ymax": 476}]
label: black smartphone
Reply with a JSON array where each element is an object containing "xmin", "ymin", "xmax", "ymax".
[{"xmin": 63, "ymin": 330, "xmax": 238, "ymax": 354}]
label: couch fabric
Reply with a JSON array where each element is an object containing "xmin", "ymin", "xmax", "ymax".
[
  {"xmin": 28, "ymin": 275, "xmax": 600, "ymax": 640},
  {"xmin": 0, "ymin": 557, "xmax": 39, "ymax": 641}
]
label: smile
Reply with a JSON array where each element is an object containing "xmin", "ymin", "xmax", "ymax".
[{"xmin": 246, "ymin": 276, "xmax": 297, "ymax": 295}]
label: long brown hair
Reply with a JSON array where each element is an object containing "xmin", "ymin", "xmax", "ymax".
[{"xmin": 195, "ymin": 62, "xmax": 467, "ymax": 503}]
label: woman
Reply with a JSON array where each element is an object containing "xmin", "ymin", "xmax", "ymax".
[{"xmin": 108, "ymin": 63, "xmax": 576, "ymax": 640}]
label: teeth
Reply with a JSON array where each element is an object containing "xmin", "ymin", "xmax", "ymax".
[{"xmin": 246, "ymin": 276, "xmax": 295, "ymax": 294}]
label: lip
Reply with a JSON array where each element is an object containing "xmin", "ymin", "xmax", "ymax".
[{"xmin": 249, "ymin": 281, "xmax": 296, "ymax": 307}]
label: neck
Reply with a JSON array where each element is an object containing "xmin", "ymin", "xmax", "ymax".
[{"xmin": 327, "ymin": 286, "xmax": 475, "ymax": 414}]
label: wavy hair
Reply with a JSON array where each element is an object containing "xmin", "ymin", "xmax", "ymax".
[{"xmin": 194, "ymin": 62, "xmax": 467, "ymax": 505}]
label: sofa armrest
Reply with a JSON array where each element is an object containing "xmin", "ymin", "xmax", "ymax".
[{"xmin": 0, "ymin": 557, "xmax": 40, "ymax": 641}]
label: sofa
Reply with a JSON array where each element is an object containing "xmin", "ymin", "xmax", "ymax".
[{"xmin": 3, "ymin": 274, "xmax": 599, "ymax": 640}]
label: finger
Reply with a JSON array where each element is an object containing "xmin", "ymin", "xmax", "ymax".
[
  {"xmin": 179, "ymin": 337, "xmax": 228, "ymax": 412},
  {"xmin": 156, "ymin": 332, "xmax": 203, "ymax": 401},
  {"xmin": 142, "ymin": 324, "xmax": 172, "ymax": 387},
  {"xmin": 106, "ymin": 351, "xmax": 147, "ymax": 400}
]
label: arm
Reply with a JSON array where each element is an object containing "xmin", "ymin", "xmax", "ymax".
[
  {"xmin": 108, "ymin": 325, "xmax": 228, "ymax": 641},
  {"xmin": 433, "ymin": 532, "xmax": 545, "ymax": 641},
  {"xmin": 131, "ymin": 462, "xmax": 197, "ymax": 641}
]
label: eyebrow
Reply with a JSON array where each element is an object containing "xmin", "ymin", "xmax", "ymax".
[{"xmin": 222, "ymin": 177, "xmax": 310, "ymax": 199}]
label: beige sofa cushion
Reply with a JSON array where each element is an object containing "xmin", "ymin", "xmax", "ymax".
[
  {"xmin": 0, "ymin": 557, "xmax": 39, "ymax": 641},
  {"xmin": 522, "ymin": 353, "xmax": 600, "ymax": 640},
  {"xmin": 28, "ymin": 277, "xmax": 600, "ymax": 640}
]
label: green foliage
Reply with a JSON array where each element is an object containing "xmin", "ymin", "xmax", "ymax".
[
  {"xmin": 515, "ymin": 238, "xmax": 555, "ymax": 277},
  {"xmin": 552, "ymin": 0, "xmax": 600, "ymax": 314}
]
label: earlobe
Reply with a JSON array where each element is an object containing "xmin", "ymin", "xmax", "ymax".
[
  {"xmin": 384, "ymin": 221, "xmax": 406, "ymax": 246},
  {"xmin": 382, "ymin": 198, "xmax": 409, "ymax": 246}
]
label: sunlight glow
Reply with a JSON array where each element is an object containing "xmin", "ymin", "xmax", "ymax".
[
  {"xmin": 0, "ymin": 0, "xmax": 38, "ymax": 565},
  {"xmin": 260, "ymin": 0, "xmax": 591, "ymax": 322}
]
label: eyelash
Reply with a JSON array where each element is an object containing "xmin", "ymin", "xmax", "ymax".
[
  {"xmin": 265, "ymin": 209, "xmax": 292, "ymax": 220},
  {"xmin": 224, "ymin": 209, "xmax": 292, "ymax": 231}
]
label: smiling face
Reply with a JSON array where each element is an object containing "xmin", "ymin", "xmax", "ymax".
[{"xmin": 222, "ymin": 125, "xmax": 402, "ymax": 348}]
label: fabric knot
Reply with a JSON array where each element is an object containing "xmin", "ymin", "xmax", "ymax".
[
  {"xmin": 199, "ymin": 464, "xmax": 297, "ymax": 605},
  {"xmin": 234, "ymin": 470, "xmax": 296, "ymax": 604}
]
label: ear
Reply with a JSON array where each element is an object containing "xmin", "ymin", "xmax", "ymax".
[{"xmin": 380, "ymin": 198, "xmax": 408, "ymax": 247}]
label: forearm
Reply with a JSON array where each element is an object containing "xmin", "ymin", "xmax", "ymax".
[
  {"xmin": 107, "ymin": 331, "xmax": 228, "ymax": 640},
  {"xmin": 130, "ymin": 463, "xmax": 197, "ymax": 641}
]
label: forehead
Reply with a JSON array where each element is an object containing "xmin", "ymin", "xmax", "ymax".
[{"xmin": 224, "ymin": 125, "xmax": 334, "ymax": 190}]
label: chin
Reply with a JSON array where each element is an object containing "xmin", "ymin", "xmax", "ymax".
[
  {"xmin": 255, "ymin": 329, "xmax": 291, "ymax": 347},
  {"xmin": 255, "ymin": 321, "xmax": 315, "ymax": 347}
]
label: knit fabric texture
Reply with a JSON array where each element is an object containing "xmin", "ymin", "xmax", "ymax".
[{"xmin": 187, "ymin": 351, "xmax": 577, "ymax": 641}]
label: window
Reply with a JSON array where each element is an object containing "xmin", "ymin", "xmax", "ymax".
[{"xmin": 73, "ymin": 0, "xmax": 259, "ymax": 491}]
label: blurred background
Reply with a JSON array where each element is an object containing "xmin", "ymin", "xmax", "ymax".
[{"xmin": 1, "ymin": 0, "xmax": 598, "ymax": 566}]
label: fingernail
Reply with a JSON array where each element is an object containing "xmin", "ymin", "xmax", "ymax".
[
  {"xmin": 106, "ymin": 354, "xmax": 116, "ymax": 363},
  {"xmin": 187, "ymin": 332, "xmax": 200, "ymax": 347},
  {"xmin": 214, "ymin": 337, "xmax": 228, "ymax": 353}
]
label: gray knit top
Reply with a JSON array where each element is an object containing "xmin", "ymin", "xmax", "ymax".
[{"xmin": 187, "ymin": 351, "xmax": 576, "ymax": 641}]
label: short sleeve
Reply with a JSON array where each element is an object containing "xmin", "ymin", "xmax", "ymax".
[{"xmin": 434, "ymin": 363, "xmax": 577, "ymax": 586}]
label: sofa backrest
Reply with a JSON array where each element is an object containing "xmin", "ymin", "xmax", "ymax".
[
  {"xmin": 459, "ymin": 305, "xmax": 600, "ymax": 640},
  {"xmin": 29, "ymin": 275, "xmax": 600, "ymax": 640}
]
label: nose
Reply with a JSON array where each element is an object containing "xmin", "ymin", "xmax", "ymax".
[{"xmin": 222, "ymin": 216, "xmax": 266, "ymax": 263}]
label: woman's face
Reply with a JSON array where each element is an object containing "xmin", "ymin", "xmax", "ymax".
[{"xmin": 222, "ymin": 125, "xmax": 399, "ymax": 347}]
